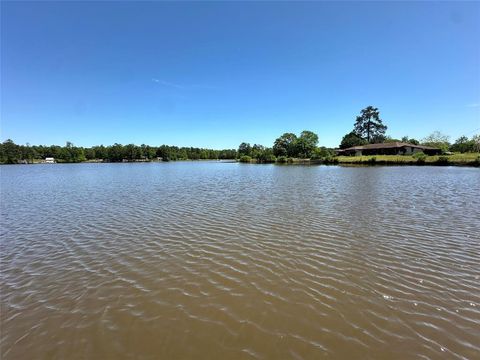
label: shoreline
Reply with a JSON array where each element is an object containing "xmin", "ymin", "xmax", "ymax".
[{"xmin": 3, "ymin": 154, "xmax": 479, "ymax": 167}]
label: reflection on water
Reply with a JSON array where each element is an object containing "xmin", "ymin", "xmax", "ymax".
[{"xmin": 1, "ymin": 163, "xmax": 479, "ymax": 359}]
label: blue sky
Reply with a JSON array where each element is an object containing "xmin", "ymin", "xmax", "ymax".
[{"xmin": 1, "ymin": 1, "xmax": 479, "ymax": 149}]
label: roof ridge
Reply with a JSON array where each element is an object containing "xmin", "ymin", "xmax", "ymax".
[{"xmin": 340, "ymin": 142, "xmax": 440, "ymax": 151}]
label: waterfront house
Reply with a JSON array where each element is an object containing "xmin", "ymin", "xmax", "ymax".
[
  {"xmin": 336, "ymin": 142, "xmax": 441, "ymax": 156},
  {"xmin": 45, "ymin": 157, "xmax": 56, "ymax": 163}
]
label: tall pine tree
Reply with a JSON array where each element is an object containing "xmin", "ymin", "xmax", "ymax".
[{"xmin": 354, "ymin": 106, "xmax": 387, "ymax": 143}]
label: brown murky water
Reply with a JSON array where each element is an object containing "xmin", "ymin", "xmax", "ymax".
[{"xmin": 1, "ymin": 163, "xmax": 479, "ymax": 359}]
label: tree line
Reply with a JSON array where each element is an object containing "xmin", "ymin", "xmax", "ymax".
[
  {"xmin": 339, "ymin": 106, "xmax": 480, "ymax": 153},
  {"xmin": 0, "ymin": 132, "xmax": 334, "ymax": 165},
  {"xmin": 237, "ymin": 130, "xmax": 334, "ymax": 163},
  {"xmin": 2, "ymin": 106, "xmax": 479, "ymax": 164},
  {"xmin": 0, "ymin": 140, "xmax": 237, "ymax": 164}
]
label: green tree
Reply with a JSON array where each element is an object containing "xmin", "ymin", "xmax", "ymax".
[
  {"xmin": 178, "ymin": 148, "xmax": 188, "ymax": 160},
  {"xmin": 93, "ymin": 145, "xmax": 107, "ymax": 159},
  {"xmin": 219, "ymin": 149, "xmax": 237, "ymax": 159},
  {"xmin": 238, "ymin": 142, "xmax": 252, "ymax": 157},
  {"xmin": 353, "ymin": 106, "xmax": 387, "ymax": 143},
  {"xmin": 108, "ymin": 143, "xmax": 124, "ymax": 161},
  {"xmin": 21, "ymin": 144, "xmax": 36, "ymax": 163},
  {"xmin": 249, "ymin": 145, "xmax": 276, "ymax": 163},
  {"xmin": 124, "ymin": 144, "xmax": 137, "ymax": 160},
  {"xmin": 84, "ymin": 148, "xmax": 95, "ymax": 160},
  {"xmin": 273, "ymin": 133, "xmax": 297, "ymax": 157},
  {"xmin": 0, "ymin": 139, "xmax": 20, "ymax": 163},
  {"xmin": 383, "ymin": 136, "xmax": 402, "ymax": 143},
  {"xmin": 340, "ymin": 131, "xmax": 367, "ymax": 149},
  {"xmin": 140, "ymin": 144, "xmax": 155, "ymax": 159},
  {"xmin": 295, "ymin": 131, "xmax": 319, "ymax": 158},
  {"xmin": 450, "ymin": 136, "xmax": 474, "ymax": 153},
  {"xmin": 421, "ymin": 131, "xmax": 450, "ymax": 153},
  {"xmin": 311, "ymin": 147, "xmax": 335, "ymax": 160},
  {"xmin": 251, "ymin": 144, "xmax": 265, "ymax": 159},
  {"xmin": 401, "ymin": 136, "xmax": 419, "ymax": 145},
  {"xmin": 72, "ymin": 147, "xmax": 86, "ymax": 162},
  {"xmin": 472, "ymin": 134, "xmax": 480, "ymax": 152}
]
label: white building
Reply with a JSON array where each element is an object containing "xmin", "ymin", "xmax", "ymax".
[{"xmin": 45, "ymin": 157, "xmax": 55, "ymax": 164}]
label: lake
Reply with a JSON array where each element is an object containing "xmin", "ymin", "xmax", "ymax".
[{"xmin": 1, "ymin": 162, "xmax": 479, "ymax": 359}]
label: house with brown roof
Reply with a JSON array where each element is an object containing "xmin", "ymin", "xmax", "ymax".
[{"xmin": 336, "ymin": 142, "xmax": 441, "ymax": 156}]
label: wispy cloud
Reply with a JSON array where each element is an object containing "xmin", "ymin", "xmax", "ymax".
[
  {"xmin": 466, "ymin": 103, "xmax": 480, "ymax": 108},
  {"xmin": 152, "ymin": 78, "xmax": 184, "ymax": 89},
  {"xmin": 151, "ymin": 78, "xmax": 217, "ymax": 90}
]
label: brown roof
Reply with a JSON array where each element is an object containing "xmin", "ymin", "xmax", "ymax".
[{"xmin": 342, "ymin": 142, "xmax": 439, "ymax": 151}]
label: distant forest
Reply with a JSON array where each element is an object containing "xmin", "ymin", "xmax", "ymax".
[{"xmin": 0, "ymin": 140, "xmax": 238, "ymax": 164}]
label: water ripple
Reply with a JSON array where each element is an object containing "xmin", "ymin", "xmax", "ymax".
[{"xmin": 1, "ymin": 163, "xmax": 479, "ymax": 359}]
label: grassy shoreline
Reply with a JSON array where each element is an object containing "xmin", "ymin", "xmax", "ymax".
[
  {"xmin": 334, "ymin": 153, "xmax": 480, "ymax": 166},
  {"xmin": 238, "ymin": 153, "xmax": 480, "ymax": 166}
]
